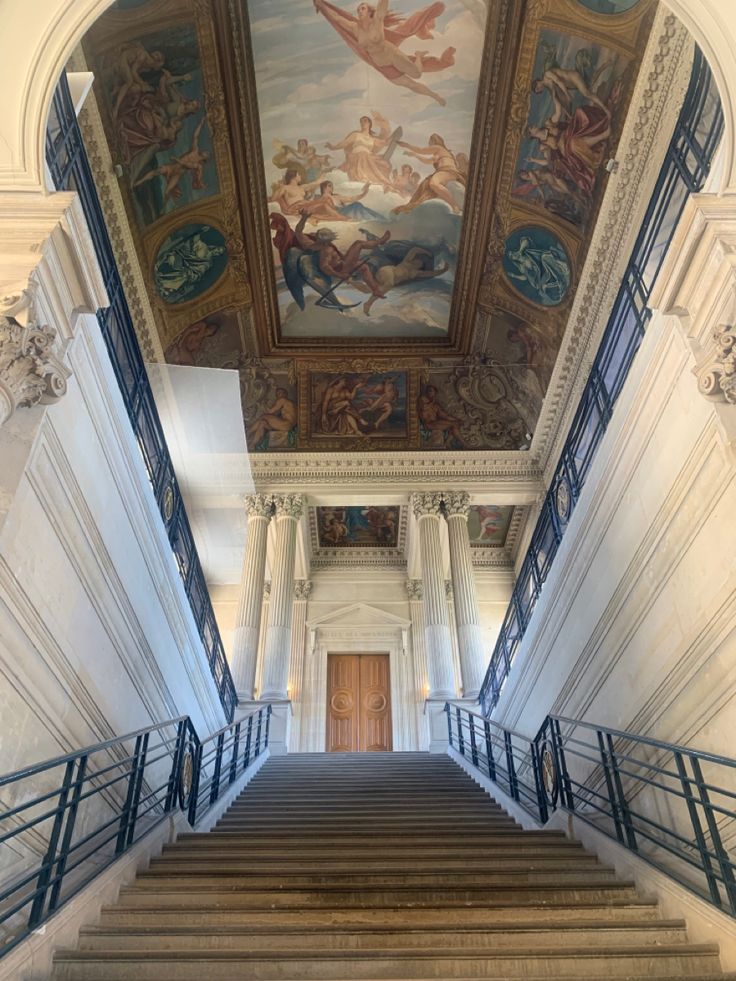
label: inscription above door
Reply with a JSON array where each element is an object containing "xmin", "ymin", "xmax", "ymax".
[{"xmin": 326, "ymin": 654, "xmax": 392, "ymax": 752}]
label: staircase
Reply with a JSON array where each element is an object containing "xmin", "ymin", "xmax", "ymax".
[{"xmin": 52, "ymin": 752, "xmax": 731, "ymax": 979}]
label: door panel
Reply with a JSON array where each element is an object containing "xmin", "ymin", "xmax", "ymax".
[{"xmin": 326, "ymin": 654, "xmax": 392, "ymax": 752}]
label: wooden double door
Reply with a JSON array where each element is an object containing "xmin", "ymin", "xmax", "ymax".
[{"xmin": 326, "ymin": 654, "xmax": 392, "ymax": 752}]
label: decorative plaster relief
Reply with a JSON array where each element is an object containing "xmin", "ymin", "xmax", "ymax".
[
  {"xmin": 697, "ymin": 324, "xmax": 736, "ymax": 404},
  {"xmin": 0, "ymin": 292, "xmax": 69, "ymax": 426}
]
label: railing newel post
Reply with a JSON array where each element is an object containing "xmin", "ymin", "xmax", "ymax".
[
  {"xmin": 606, "ymin": 733, "xmax": 637, "ymax": 852},
  {"xmin": 115, "ymin": 735, "xmax": 144, "ymax": 855},
  {"xmin": 28, "ymin": 760, "xmax": 76, "ymax": 929},
  {"xmin": 456, "ymin": 707, "xmax": 465, "ymax": 756},
  {"xmin": 530, "ymin": 740, "xmax": 548, "ymax": 824},
  {"xmin": 188, "ymin": 741, "xmax": 203, "ymax": 827},
  {"xmin": 469, "ymin": 714, "xmax": 479, "ymax": 767},
  {"xmin": 445, "ymin": 703, "xmax": 453, "ymax": 748},
  {"xmin": 484, "ymin": 720, "xmax": 496, "ymax": 781},
  {"xmin": 265, "ymin": 705, "xmax": 272, "ymax": 749},
  {"xmin": 504, "ymin": 730, "xmax": 519, "ymax": 802},
  {"xmin": 689, "ymin": 754, "xmax": 736, "ymax": 915},
  {"xmin": 125, "ymin": 732, "xmax": 149, "ymax": 848},
  {"xmin": 210, "ymin": 732, "xmax": 225, "ymax": 806},
  {"xmin": 255, "ymin": 710, "xmax": 263, "ymax": 757},
  {"xmin": 229, "ymin": 722, "xmax": 241, "ymax": 784},
  {"xmin": 244, "ymin": 715, "xmax": 253, "ymax": 768}
]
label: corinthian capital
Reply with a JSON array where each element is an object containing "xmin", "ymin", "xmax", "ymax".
[
  {"xmin": 410, "ymin": 491, "xmax": 443, "ymax": 518},
  {"xmin": 697, "ymin": 323, "xmax": 736, "ymax": 404},
  {"xmin": 442, "ymin": 491, "xmax": 470, "ymax": 518},
  {"xmin": 244, "ymin": 493, "xmax": 274, "ymax": 519},
  {"xmin": 273, "ymin": 493, "xmax": 305, "ymax": 520},
  {"xmin": 294, "ymin": 579, "xmax": 313, "ymax": 601},
  {"xmin": 0, "ymin": 307, "xmax": 69, "ymax": 427},
  {"xmin": 405, "ymin": 579, "xmax": 423, "ymax": 600}
]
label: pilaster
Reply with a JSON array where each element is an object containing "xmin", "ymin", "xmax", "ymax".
[
  {"xmin": 288, "ymin": 579, "xmax": 312, "ymax": 749},
  {"xmin": 230, "ymin": 494, "xmax": 273, "ymax": 700}
]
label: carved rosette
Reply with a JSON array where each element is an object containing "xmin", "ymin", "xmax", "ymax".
[
  {"xmin": 294, "ymin": 579, "xmax": 313, "ymax": 601},
  {"xmin": 697, "ymin": 324, "xmax": 736, "ymax": 405},
  {"xmin": 244, "ymin": 493, "xmax": 274, "ymax": 519},
  {"xmin": 442, "ymin": 491, "xmax": 471, "ymax": 519},
  {"xmin": 411, "ymin": 492, "xmax": 444, "ymax": 519},
  {"xmin": 406, "ymin": 579, "xmax": 423, "ymax": 601},
  {"xmin": 273, "ymin": 493, "xmax": 305, "ymax": 520},
  {"xmin": 0, "ymin": 313, "xmax": 69, "ymax": 426}
]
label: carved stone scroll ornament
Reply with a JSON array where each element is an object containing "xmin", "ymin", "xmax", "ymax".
[
  {"xmin": 0, "ymin": 294, "xmax": 69, "ymax": 427},
  {"xmin": 273, "ymin": 493, "xmax": 305, "ymax": 520},
  {"xmin": 410, "ymin": 492, "xmax": 444, "ymax": 519},
  {"xmin": 442, "ymin": 491, "xmax": 471, "ymax": 518},
  {"xmin": 294, "ymin": 580, "xmax": 313, "ymax": 601},
  {"xmin": 697, "ymin": 324, "xmax": 736, "ymax": 405},
  {"xmin": 405, "ymin": 579, "xmax": 423, "ymax": 601}
]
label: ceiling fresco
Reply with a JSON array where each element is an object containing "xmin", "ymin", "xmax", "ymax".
[
  {"xmin": 315, "ymin": 506, "xmax": 401, "ymax": 547},
  {"xmin": 467, "ymin": 505, "xmax": 513, "ymax": 546},
  {"xmin": 82, "ymin": 0, "xmax": 656, "ymax": 454}
]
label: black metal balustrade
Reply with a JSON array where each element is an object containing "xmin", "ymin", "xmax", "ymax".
[
  {"xmin": 0, "ymin": 705, "xmax": 271, "ymax": 958},
  {"xmin": 44, "ymin": 73, "xmax": 237, "ymax": 722},
  {"xmin": 447, "ymin": 703, "xmax": 736, "ymax": 919},
  {"xmin": 479, "ymin": 48, "xmax": 724, "ymax": 715}
]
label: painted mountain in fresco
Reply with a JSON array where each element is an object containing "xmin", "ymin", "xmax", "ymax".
[{"xmin": 248, "ymin": 0, "xmax": 487, "ymax": 340}]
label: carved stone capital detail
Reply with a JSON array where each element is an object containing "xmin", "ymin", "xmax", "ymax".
[
  {"xmin": 263, "ymin": 580, "xmax": 271, "ymax": 597},
  {"xmin": 445, "ymin": 579, "xmax": 454, "ymax": 599},
  {"xmin": 244, "ymin": 493, "xmax": 274, "ymax": 519},
  {"xmin": 273, "ymin": 493, "xmax": 305, "ymax": 520},
  {"xmin": 697, "ymin": 324, "xmax": 736, "ymax": 404},
  {"xmin": 406, "ymin": 579, "xmax": 423, "ymax": 600},
  {"xmin": 442, "ymin": 491, "xmax": 471, "ymax": 518},
  {"xmin": 0, "ymin": 305, "xmax": 69, "ymax": 427},
  {"xmin": 411, "ymin": 491, "xmax": 443, "ymax": 518},
  {"xmin": 294, "ymin": 580, "xmax": 313, "ymax": 601}
]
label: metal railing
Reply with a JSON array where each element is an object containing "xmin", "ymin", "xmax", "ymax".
[
  {"xmin": 0, "ymin": 705, "xmax": 270, "ymax": 958},
  {"xmin": 44, "ymin": 73, "xmax": 237, "ymax": 722},
  {"xmin": 447, "ymin": 703, "xmax": 736, "ymax": 918},
  {"xmin": 479, "ymin": 48, "xmax": 724, "ymax": 715}
]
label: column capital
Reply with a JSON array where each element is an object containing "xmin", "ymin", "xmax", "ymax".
[
  {"xmin": 273, "ymin": 493, "xmax": 304, "ymax": 520},
  {"xmin": 405, "ymin": 579, "xmax": 423, "ymax": 600},
  {"xmin": 0, "ymin": 308, "xmax": 69, "ymax": 427},
  {"xmin": 294, "ymin": 579, "xmax": 312, "ymax": 601},
  {"xmin": 410, "ymin": 491, "xmax": 443, "ymax": 519},
  {"xmin": 445, "ymin": 579, "xmax": 454, "ymax": 599},
  {"xmin": 442, "ymin": 491, "xmax": 471, "ymax": 518},
  {"xmin": 697, "ymin": 323, "xmax": 736, "ymax": 404},
  {"xmin": 244, "ymin": 493, "xmax": 274, "ymax": 519}
]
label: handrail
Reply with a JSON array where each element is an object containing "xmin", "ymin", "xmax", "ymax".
[
  {"xmin": 479, "ymin": 48, "xmax": 724, "ymax": 715},
  {"xmin": 446, "ymin": 703, "xmax": 736, "ymax": 919},
  {"xmin": 43, "ymin": 73, "xmax": 237, "ymax": 722},
  {"xmin": 0, "ymin": 705, "xmax": 271, "ymax": 959}
]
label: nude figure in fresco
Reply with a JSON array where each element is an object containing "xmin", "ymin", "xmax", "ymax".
[
  {"xmin": 359, "ymin": 376, "xmax": 399, "ymax": 430},
  {"xmin": 393, "ymin": 134, "xmax": 466, "ymax": 214},
  {"xmin": 294, "ymin": 212, "xmax": 390, "ymax": 303},
  {"xmin": 110, "ymin": 41, "xmax": 166, "ymax": 120},
  {"xmin": 314, "ymin": 0, "xmax": 455, "ymax": 106},
  {"xmin": 269, "ymin": 170, "xmax": 325, "ymax": 215},
  {"xmin": 417, "ymin": 384, "xmax": 464, "ymax": 444},
  {"xmin": 272, "ymin": 138, "xmax": 331, "ymax": 183},
  {"xmin": 247, "ymin": 388, "xmax": 297, "ymax": 447},
  {"xmin": 301, "ymin": 180, "xmax": 373, "ymax": 224},
  {"xmin": 319, "ymin": 377, "xmax": 369, "ymax": 435},
  {"xmin": 133, "ymin": 116, "xmax": 210, "ymax": 201},
  {"xmin": 362, "ymin": 247, "xmax": 448, "ymax": 316}
]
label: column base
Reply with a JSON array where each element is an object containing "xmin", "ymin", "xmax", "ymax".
[
  {"xmin": 263, "ymin": 699, "xmax": 293, "ymax": 755},
  {"xmin": 424, "ymin": 698, "xmax": 452, "ymax": 753}
]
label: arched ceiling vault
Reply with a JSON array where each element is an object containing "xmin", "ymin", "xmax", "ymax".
[{"xmin": 78, "ymin": 0, "xmax": 675, "ymax": 472}]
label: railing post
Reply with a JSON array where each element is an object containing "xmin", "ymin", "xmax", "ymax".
[
  {"xmin": 166, "ymin": 719, "xmax": 187, "ymax": 812},
  {"xmin": 597, "ymin": 730, "xmax": 625, "ymax": 845},
  {"xmin": 244, "ymin": 715, "xmax": 253, "ymax": 768},
  {"xmin": 188, "ymin": 742, "xmax": 203, "ymax": 827},
  {"xmin": 46, "ymin": 755, "xmax": 88, "ymax": 915},
  {"xmin": 552, "ymin": 718, "xmax": 574, "ymax": 811},
  {"xmin": 28, "ymin": 760, "xmax": 76, "ymax": 928},
  {"xmin": 229, "ymin": 722, "xmax": 241, "ymax": 784},
  {"xmin": 265, "ymin": 705, "xmax": 272, "ymax": 749},
  {"xmin": 530, "ymin": 740, "xmax": 549, "ymax": 825},
  {"xmin": 689, "ymin": 754, "xmax": 736, "ymax": 915},
  {"xmin": 469, "ymin": 714, "xmax": 479, "ymax": 767},
  {"xmin": 209, "ymin": 731, "xmax": 225, "ymax": 806},
  {"xmin": 445, "ymin": 703, "xmax": 453, "ymax": 748},
  {"xmin": 484, "ymin": 720, "xmax": 496, "ymax": 781},
  {"xmin": 456, "ymin": 707, "xmax": 465, "ymax": 756},
  {"xmin": 116, "ymin": 735, "xmax": 145, "ymax": 855},
  {"xmin": 255, "ymin": 709, "xmax": 263, "ymax": 757},
  {"xmin": 504, "ymin": 730, "xmax": 519, "ymax": 802},
  {"xmin": 605, "ymin": 733, "xmax": 637, "ymax": 852}
]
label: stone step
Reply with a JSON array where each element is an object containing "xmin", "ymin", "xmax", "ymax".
[
  {"xmin": 174, "ymin": 829, "xmax": 569, "ymax": 844},
  {"xmin": 98, "ymin": 901, "xmax": 664, "ymax": 929},
  {"xmin": 50, "ymin": 943, "xmax": 724, "ymax": 980},
  {"xmin": 134, "ymin": 867, "xmax": 621, "ymax": 888},
  {"xmin": 146, "ymin": 855, "xmax": 603, "ymax": 874},
  {"xmin": 116, "ymin": 882, "xmax": 641, "ymax": 908},
  {"xmin": 158, "ymin": 843, "xmax": 589, "ymax": 861},
  {"xmin": 78, "ymin": 919, "xmax": 691, "ymax": 952}
]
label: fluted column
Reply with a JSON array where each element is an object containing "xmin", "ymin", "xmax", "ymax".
[
  {"xmin": 230, "ymin": 494, "xmax": 273, "ymax": 700},
  {"xmin": 410, "ymin": 493, "xmax": 455, "ymax": 699},
  {"xmin": 288, "ymin": 579, "xmax": 312, "ymax": 748},
  {"xmin": 406, "ymin": 579, "xmax": 428, "ymax": 701},
  {"xmin": 254, "ymin": 581, "xmax": 270, "ymax": 698},
  {"xmin": 260, "ymin": 494, "xmax": 304, "ymax": 700},
  {"xmin": 444, "ymin": 491, "xmax": 485, "ymax": 699},
  {"xmin": 445, "ymin": 580, "xmax": 462, "ymax": 696}
]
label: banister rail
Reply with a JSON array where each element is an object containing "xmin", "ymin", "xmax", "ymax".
[
  {"xmin": 0, "ymin": 705, "xmax": 271, "ymax": 959},
  {"xmin": 446, "ymin": 703, "xmax": 736, "ymax": 920}
]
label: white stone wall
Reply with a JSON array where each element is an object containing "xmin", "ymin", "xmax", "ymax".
[
  {"xmin": 491, "ymin": 204, "xmax": 736, "ymax": 763},
  {"xmin": 0, "ymin": 310, "xmax": 228, "ymax": 781}
]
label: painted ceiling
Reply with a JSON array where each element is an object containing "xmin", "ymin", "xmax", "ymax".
[{"xmin": 82, "ymin": 0, "xmax": 656, "ymax": 454}]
